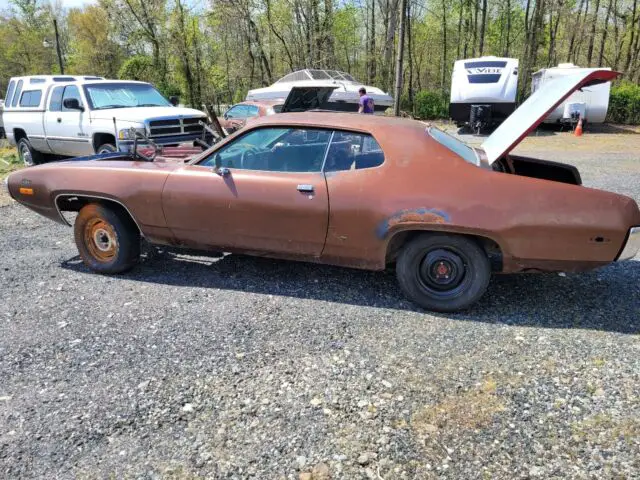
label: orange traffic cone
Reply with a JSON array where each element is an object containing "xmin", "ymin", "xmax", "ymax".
[{"xmin": 574, "ymin": 116, "xmax": 583, "ymax": 137}]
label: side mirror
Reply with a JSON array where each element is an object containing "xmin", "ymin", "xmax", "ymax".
[
  {"xmin": 63, "ymin": 98, "xmax": 84, "ymax": 111},
  {"xmin": 214, "ymin": 154, "xmax": 221, "ymax": 169},
  {"xmin": 169, "ymin": 96, "xmax": 179, "ymax": 106}
]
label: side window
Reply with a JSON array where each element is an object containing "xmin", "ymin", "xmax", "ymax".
[
  {"xmin": 200, "ymin": 127, "xmax": 332, "ymax": 172},
  {"xmin": 49, "ymin": 86, "xmax": 64, "ymax": 112},
  {"xmin": 12, "ymin": 80, "xmax": 23, "ymax": 107},
  {"xmin": 61, "ymin": 86, "xmax": 82, "ymax": 111},
  {"xmin": 245, "ymin": 105, "xmax": 259, "ymax": 118},
  {"xmin": 324, "ymin": 131, "xmax": 384, "ymax": 172},
  {"xmin": 5, "ymin": 81, "xmax": 15, "ymax": 107},
  {"xmin": 19, "ymin": 90, "xmax": 42, "ymax": 107},
  {"xmin": 225, "ymin": 105, "xmax": 248, "ymax": 119}
]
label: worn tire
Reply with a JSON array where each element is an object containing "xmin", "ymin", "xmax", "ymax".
[
  {"xmin": 74, "ymin": 204, "xmax": 140, "ymax": 274},
  {"xmin": 396, "ymin": 233, "xmax": 491, "ymax": 312},
  {"xmin": 17, "ymin": 137, "xmax": 43, "ymax": 167},
  {"xmin": 96, "ymin": 143, "xmax": 117, "ymax": 154}
]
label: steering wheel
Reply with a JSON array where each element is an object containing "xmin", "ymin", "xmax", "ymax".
[{"xmin": 239, "ymin": 144, "xmax": 262, "ymax": 169}]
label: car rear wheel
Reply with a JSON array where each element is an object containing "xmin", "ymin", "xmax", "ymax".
[
  {"xmin": 396, "ymin": 234, "xmax": 491, "ymax": 312},
  {"xmin": 74, "ymin": 204, "xmax": 140, "ymax": 274},
  {"xmin": 17, "ymin": 138, "xmax": 43, "ymax": 167},
  {"xmin": 96, "ymin": 143, "xmax": 117, "ymax": 154}
]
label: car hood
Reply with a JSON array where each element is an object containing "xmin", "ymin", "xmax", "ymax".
[
  {"xmin": 481, "ymin": 69, "xmax": 620, "ymax": 164},
  {"xmin": 89, "ymin": 106, "xmax": 207, "ymax": 122},
  {"xmin": 280, "ymin": 86, "xmax": 338, "ymax": 112}
]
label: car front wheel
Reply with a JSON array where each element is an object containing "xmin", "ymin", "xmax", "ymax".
[
  {"xmin": 74, "ymin": 204, "xmax": 140, "ymax": 274},
  {"xmin": 396, "ymin": 233, "xmax": 491, "ymax": 312}
]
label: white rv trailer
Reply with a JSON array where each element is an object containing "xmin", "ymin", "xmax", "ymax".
[
  {"xmin": 531, "ymin": 63, "xmax": 612, "ymax": 125},
  {"xmin": 246, "ymin": 69, "xmax": 394, "ymax": 114},
  {"xmin": 449, "ymin": 56, "xmax": 519, "ymax": 131}
]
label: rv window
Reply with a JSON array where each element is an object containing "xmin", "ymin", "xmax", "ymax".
[
  {"xmin": 428, "ymin": 127, "xmax": 479, "ymax": 166},
  {"xmin": 12, "ymin": 80, "xmax": 23, "ymax": 107},
  {"xmin": 19, "ymin": 90, "xmax": 42, "ymax": 107},
  {"xmin": 5, "ymin": 81, "xmax": 15, "ymax": 107}
]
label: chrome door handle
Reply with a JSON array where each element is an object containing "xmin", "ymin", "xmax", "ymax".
[{"xmin": 297, "ymin": 184, "xmax": 314, "ymax": 193}]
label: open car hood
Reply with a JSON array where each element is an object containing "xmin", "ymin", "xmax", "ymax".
[
  {"xmin": 481, "ymin": 69, "xmax": 620, "ymax": 164},
  {"xmin": 280, "ymin": 86, "xmax": 338, "ymax": 113}
]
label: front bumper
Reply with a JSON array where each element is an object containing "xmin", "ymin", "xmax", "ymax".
[
  {"xmin": 617, "ymin": 227, "xmax": 640, "ymax": 260},
  {"xmin": 117, "ymin": 133, "xmax": 204, "ymax": 151}
]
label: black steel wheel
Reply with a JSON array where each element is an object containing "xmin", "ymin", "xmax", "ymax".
[{"xmin": 396, "ymin": 233, "xmax": 491, "ymax": 312}]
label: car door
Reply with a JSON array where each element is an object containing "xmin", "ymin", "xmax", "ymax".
[
  {"xmin": 44, "ymin": 85, "xmax": 92, "ymax": 156},
  {"xmin": 162, "ymin": 126, "xmax": 331, "ymax": 257}
]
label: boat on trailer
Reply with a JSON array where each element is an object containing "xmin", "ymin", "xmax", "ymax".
[{"xmin": 246, "ymin": 69, "xmax": 394, "ymax": 114}]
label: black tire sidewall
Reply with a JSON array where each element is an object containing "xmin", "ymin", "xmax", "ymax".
[
  {"xmin": 18, "ymin": 138, "xmax": 41, "ymax": 166},
  {"xmin": 74, "ymin": 204, "xmax": 140, "ymax": 274},
  {"xmin": 396, "ymin": 234, "xmax": 491, "ymax": 312},
  {"xmin": 97, "ymin": 143, "xmax": 117, "ymax": 154}
]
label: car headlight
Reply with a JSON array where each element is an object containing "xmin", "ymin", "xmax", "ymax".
[{"xmin": 118, "ymin": 127, "xmax": 146, "ymax": 140}]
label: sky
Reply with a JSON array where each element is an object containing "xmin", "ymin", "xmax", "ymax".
[{"xmin": 0, "ymin": 0, "xmax": 97, "ymax": 13}]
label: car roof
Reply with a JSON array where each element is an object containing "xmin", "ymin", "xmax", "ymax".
[{"xmin": 247, "ymin": 111, "xmax": 426, "ymax": 133}]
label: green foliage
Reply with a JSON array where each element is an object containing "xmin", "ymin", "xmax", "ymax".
[
  {"xmin": 118, "ymin": 55, "xmax": 156, "ymax": 82},
  {"xmin": 413, "ymin": 90, "xmax": 448, "ymax": 120},
  {"xmin": 607, "ymin": 82, "xmax": 640, "ymax": 125}
]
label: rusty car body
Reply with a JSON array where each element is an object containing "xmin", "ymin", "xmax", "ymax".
[{"xmin": 5, "ymin": 69, "xmax": 640, "ymax": 312}]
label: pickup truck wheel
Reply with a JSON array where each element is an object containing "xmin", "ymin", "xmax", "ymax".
[
  {"xmin": 17, "ymin": 138, "xmax": 43, "ymax": 166},
  {"xmin": 74, "ymin": 204, "xmax": 140, "ymax": 274},
  {"xmin": 396, "ymin": 234, "xmax": 491, "ymax": 312},
  {"xmin": 96, "ymin": 143, "xmax": 116, "ymax": 154}
]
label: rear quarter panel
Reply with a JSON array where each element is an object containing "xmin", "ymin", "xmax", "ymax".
[{"xmin": 332, "ymin": 123, "xmax": 640, "ymax": 271}]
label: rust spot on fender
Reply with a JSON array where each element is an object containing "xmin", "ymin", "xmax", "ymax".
[{"xmin": 376, "ymin": 208, "xmax": 450, "ymax": 239}]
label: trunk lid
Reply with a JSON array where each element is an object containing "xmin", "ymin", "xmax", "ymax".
[{"xmin": 481, "ymin": 69, "xmax": 620, "ymax": 164}]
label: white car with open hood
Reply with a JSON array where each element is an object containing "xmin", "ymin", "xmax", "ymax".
[{"xmin": 2, "ymin": 75, "xmax": 208, "ymax": 166}]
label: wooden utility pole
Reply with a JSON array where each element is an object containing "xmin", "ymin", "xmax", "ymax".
[
  {"xmin": 53, "ymin": 19, "xmax": 64, "ymax": 74},
  {"xmin": 393, "ymin": 0, "xmax": 406, "ymax": 116}
]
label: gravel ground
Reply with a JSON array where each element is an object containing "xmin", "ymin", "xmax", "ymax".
[{"xmin": 1, "ymin": 136, "xmax": 639, "ymax": 479}]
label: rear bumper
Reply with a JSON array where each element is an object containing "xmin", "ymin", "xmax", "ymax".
[{"xmin": 617, "ymin": 227, "xmax": 640, "ymax": 260}]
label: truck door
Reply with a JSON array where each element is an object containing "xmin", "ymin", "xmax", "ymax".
[{"xmin": 44, "ymin": 85, "xmax": 92, "ymax": 156}]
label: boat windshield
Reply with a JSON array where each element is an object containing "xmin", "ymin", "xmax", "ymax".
[
  {"xmin": 308, "ymin": 69, "xmax": 331, "ymax": 80},
  {"xmin": 327, "ymin": 70, "xmax": 344, "ymax": 80}
]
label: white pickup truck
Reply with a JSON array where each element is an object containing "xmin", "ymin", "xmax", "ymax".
[{"xmin": 1, "ymin": 75, "xmax": 209, "ymax": 165}]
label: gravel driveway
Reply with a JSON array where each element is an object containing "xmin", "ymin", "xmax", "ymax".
[{"xmin": 1, "ymin": 135, "xmax": 639, "ymax": 479}]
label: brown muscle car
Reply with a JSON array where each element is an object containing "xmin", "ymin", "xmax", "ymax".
[{"xmin": 5, "ymin": 69, "xmax": 640, "ymax": 312}]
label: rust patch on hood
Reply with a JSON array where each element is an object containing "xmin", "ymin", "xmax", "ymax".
[{"xmin": 376, "ymin": 208, "xmax": 451, "ymax": 239}]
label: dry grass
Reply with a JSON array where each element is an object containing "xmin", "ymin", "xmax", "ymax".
[{"xmin": 411, "ymin": 377, "xmax": 505, "ymax": 433}]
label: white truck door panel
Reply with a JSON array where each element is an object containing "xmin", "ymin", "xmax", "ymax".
[{"xmin": 45, "ymin": 85, "xmax": 92, "ymax": 156}]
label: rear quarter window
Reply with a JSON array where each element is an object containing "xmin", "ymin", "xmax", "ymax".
[
  {"xmin": 428, "ymin": 127, "xmax": 479, "ymax": 166},
  {"xmin": 19, "ymin": 90, "xmax": 43, "ymax": 107}
]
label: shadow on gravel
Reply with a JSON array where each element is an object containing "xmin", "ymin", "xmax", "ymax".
[{"xmin": 61, "ymin": 249, "xmax": 640, "ymax": 334}]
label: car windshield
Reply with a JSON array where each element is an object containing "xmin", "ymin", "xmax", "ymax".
[
  {"xmin": 428, "ymin": 126, "xmax": 479, "ymax": 166},
  {"xmin": 84, "ymin": 83, "xmax": 171, "ymax": 110}
]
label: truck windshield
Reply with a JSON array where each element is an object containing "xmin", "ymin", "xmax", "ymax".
[
  {"xmin": 84, "ymin": 83, "xmax": 171, "ymax": 110},
  {"xmin": 427, "ymin": 126, "xmax": 479, "ymax": 166}
]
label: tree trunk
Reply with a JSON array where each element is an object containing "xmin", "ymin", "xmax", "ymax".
[
  {"xmin": 587, "ymin": 0, "xmax": 601, "ymax": 65},
  {"xmin": 441, "ymin": 0, "xmax": 448, "ymax": 93},
  {"xmin": 472, "ymin": 0, "xmax": 478, "ymax": 56},
  {"xmin": 624, "ymin": 0, "xmax": 637, "ymax": 73},
  {"xmin": 369, "ymin": 0, "xmax": 376, "ymax": 82},
  {"xmin": 393, "ymin": 0, "xmax": 406, "ymax": 115},
  {"xmin": 457, "ymin": 0, "xmax": 464, "ymax": 59},
  {"xmin": 567, "ymin": 0, "xmax": 585, "ymax": 62},
  {"xmin": 598, "ymin": 0, "xmax": 613, "ymax": 66},
  {"xmin": 478, "ymin": 0, "xmax": 487, "ymax": 55},
  {"xmin": 407, "ymin": 0, "xmax": 414, "ymax": 109},
  {"xmin": 504, "ymin": 0, "xmax": 512, "ymax": 57}
]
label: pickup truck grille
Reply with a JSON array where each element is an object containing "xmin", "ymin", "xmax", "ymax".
[{"xmin": 148, "ymin": 116, "xmax": 207, "ymax": 138}]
